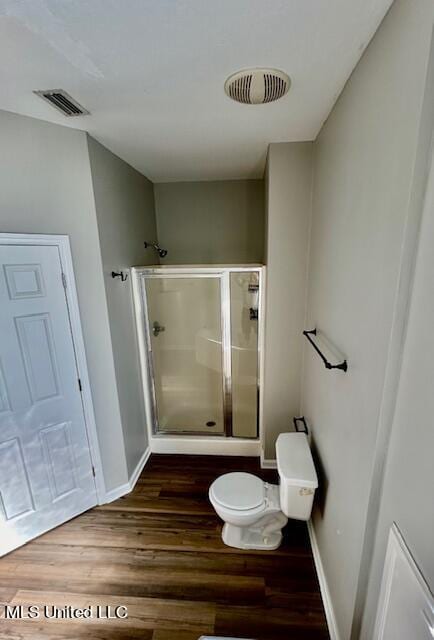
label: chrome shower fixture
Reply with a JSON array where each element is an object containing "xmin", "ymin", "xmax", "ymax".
[{"xmin": 144, "ymin": 241, "xmax": 168, "ymax": 258}]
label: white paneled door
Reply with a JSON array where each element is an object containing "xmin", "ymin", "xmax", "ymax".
[
  {"xmin": 373, "ymin": 524, "xmax": 434, "ymax": 639},
  {"xmin": 0, "ymin": 243, "xmax": 97, "ymax": 556}
]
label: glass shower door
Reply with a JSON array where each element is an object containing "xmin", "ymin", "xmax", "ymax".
[{"xmin": 145, "ymin": 276, "xmax": 225, "ymax": 434}]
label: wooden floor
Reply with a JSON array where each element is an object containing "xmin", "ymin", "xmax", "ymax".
[{"xmin": 0, "ymin": 454, "xmax": 329, "ymax": 639}]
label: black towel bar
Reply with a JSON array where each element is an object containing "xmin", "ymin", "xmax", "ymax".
[{"xmin": 303, "ymin": 328, "xmax": 348, "ymax": 372}]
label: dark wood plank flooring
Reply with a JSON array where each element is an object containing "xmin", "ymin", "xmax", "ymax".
[{"xmin": 0, "ymin": 454, "xmax": 329, "ymax": 639}]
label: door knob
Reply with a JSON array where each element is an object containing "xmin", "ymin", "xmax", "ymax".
[{"xmin": 152, "ymin": 321, "xmax": 165, "ymax": 337}]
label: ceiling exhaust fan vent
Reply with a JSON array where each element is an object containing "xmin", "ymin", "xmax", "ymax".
[
  {"xmin": 33, "ymin": 89, "xmax": 90, "ymax": 117},
  {"xmin": 225, "ymin": 68, "xmax": 290, "ymax": 105}
]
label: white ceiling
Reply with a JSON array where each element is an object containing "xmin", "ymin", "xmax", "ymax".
[{"xmin": 0, "ymin": 0, "xmax": 393, "ymax": 182}]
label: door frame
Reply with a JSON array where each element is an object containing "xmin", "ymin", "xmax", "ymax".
[{"xmin": 0, "ymin": 233, "xmax": 105, "ymax": 503}]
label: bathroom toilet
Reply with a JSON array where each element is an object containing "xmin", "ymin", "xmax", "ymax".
[{"xmin": 209, "ymin": 432, "xmax": 318, "ymax": 550}]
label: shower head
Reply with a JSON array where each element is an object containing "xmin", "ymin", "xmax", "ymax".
[{"xmin": 144, "ymin": 241, "xmax": 168, "ymax": 259}]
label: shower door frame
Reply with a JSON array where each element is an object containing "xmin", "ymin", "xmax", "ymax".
[{"xmin": 133, "ymin": 266, "xmax": 265, "ymax": 441}]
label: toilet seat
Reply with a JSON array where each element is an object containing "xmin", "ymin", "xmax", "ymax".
[{"xmin": 210, "ymin": 472, "xmax": 265, "ymax": 511}]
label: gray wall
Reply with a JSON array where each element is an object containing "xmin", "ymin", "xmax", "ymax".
[
  {"xmin": 87, "ymin": 136, "xmax": 157, "ymax": 477},
  {"xmin": 299, "ymin": 1, "xmax": 434, "ymax": 638},
  {"xmin": 263, "ymin": 143, "xmax": 313, "ymax": 459},
  {"xmin": 0, "ymin": 110, "xmax": 128, "ymax": 491},
  {"xmin": 360, "ymin": 123, "xmax": 434, "ymax": 638},
  {"xmin": 154, "ymin": 179, "xmax": 264, "ymax": 264}
]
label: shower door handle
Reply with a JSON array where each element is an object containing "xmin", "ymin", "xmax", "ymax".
[{"xmin": 152, "ymin": 321, "xmax": 165, "ymax": 337}]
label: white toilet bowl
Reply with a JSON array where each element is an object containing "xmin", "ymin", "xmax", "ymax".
[
  {"xmin": 209, "ymin": 471, "xmax": 288, "ymax": 550},
  {"xmin": 209, "ymin": 433, "xmax": 318, "ymax": 551}
]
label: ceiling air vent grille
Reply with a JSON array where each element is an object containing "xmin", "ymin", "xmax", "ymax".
[
  {"xmin": 225, "ymin": 68, "xmax": 290, "ymax": 105},
  {"xmin": 33, "ymin": 89, "xmax": 90, "ymax": 117},
  {"xmin": 227, "ymin": 73, "xmax": 253, "ymax": 104},
  {"xmin": 264, "ymin": 73, "xmax": 287, "ymax": 103}
]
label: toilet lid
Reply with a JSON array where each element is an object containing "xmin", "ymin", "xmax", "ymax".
[{"xmin": 211, "ymin": 472, "xmax": 265, "ymax": 511}]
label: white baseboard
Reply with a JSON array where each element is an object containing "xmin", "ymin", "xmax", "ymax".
[
  {"xmin": 307, "ymin": 520, "xmax": 341, "ymax": 640},
  {"xmin": 128, "ymin": 447, "xmax": 151, "ymax": 490},
  {"xmin": 103, "ymin": 447, "xmax": 151, "ymax": 504},
  {"xmin": 104, "ymin": 482, "xmax": 130, "ymax": 504},
  {"xmin": 260, "ymin": 454, "xmax": 277, "ymax": 469},
  {"xmin": 150, "ymin": 436, "xmax": 260, "ymax": 457}
]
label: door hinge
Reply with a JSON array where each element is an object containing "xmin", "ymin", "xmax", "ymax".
[
  {"xmin": 92, "ymin": 466, "xmax": 96, "ymax": 477},
  {"xmin": 61, "ymin": 272, "xmax": 67, "ymax": 289},
  {"xmin": 78, "ymin": 378, "xmax": 82, "ymax": 392}
]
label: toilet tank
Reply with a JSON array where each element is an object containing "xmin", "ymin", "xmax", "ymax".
[{"xmin": 276, "ymin": 432, "xmax": 318, "ymax": 520}]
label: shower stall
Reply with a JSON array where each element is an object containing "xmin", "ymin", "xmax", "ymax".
[{"xmin": 133, "ymin": 266, "xmax": 264, "ymax": 440}]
